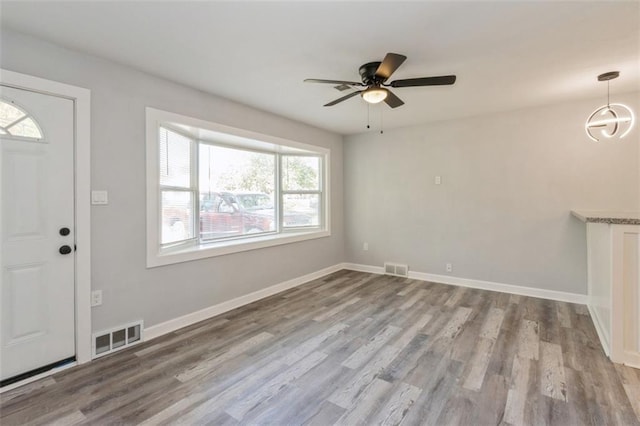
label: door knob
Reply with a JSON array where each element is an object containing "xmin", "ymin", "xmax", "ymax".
[
  {"xmin": 59, "ymin": 245, "xmax": 72, "ymax": 255},
  {"xmin": 59, "ymin": 227, "xmax": 70, "ymax": 236}
]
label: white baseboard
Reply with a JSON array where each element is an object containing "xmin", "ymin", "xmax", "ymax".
[
  {"xmin": 144, "ymin": 263, "xmax": 344, "ymax": 341},
  {"xmin": 587, "ymin": 304, "xmax": 611, "ymax": 356},
  {"xmin": 146, "ymin": 261, "xmax": 588, "ymax": 343},
  {"xmin": 342, "ymin": 262, "xmax": 588, "ymax": 305},
  {"xmin": 342, "ymin": 262, "xmax": 384, "ymax": 275}
]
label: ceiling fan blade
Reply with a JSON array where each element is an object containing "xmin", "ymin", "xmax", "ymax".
[
  {"xmin": 389, "ymin": 75, "xmax": 457, "ymax": 88},
  {"xmin": 375, "ymin": 53, "xmax": 407, "ymax": 81},
  {"xmin": 324, "ymin": 91, "xmax": 362, "ymax": 107},
  {"xmin": 305, "ymin": 78, "xmax": 364, "ymax": 86},
  {"xmin": 384, "ymin": 90, "xmax": 404, "ymax": 108}
]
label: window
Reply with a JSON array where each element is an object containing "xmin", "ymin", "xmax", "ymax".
[
  {"xmin": 0, "ymin": 99, "xmax": 43, "ymax": 140},
  {"xmin": 146, "ymin": 108, "xmax": 330, "ymax": 267},
  {"xmin": 198, "ymin": 144, "xmax": 276, "ymax": 241}
]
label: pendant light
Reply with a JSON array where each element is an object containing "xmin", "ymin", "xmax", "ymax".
[{"xmin": 585, "ymin": 71, "xmax": 635, "ymax": 142}]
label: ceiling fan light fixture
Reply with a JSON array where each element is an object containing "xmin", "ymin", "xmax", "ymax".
[{"xmin": 362, "ymin": 86, "xmax": 388, "ymax": 104}]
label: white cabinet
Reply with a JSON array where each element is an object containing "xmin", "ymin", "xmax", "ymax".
[{"xmin": 573, "ymin": 211, "xmax": 640, "ymax": 369}]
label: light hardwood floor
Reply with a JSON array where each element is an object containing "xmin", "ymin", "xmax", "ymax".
[{"xmin": 1, "ymin": 270, "xmax": 639, "ymax": 425}]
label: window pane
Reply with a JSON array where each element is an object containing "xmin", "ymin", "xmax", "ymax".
[
  {"xmin": 199, "ymin": 145, "xmax": 276, "ymax": 240},
  {"xmin": 160, "ymin": 127, "xmax": 191, "ymax": 188},
  {"xmin": 282, "ymin": 156, "xmax": 320, "ymax": 191},
  {"xmin": 283, "ymin": 194, "xmax": 319, "ymax": 228},
  {"xmin": 161, "ymin": 191, "xmax": 194, "ymax": 244},
  {"xmin": 0, "ymin": 101, "xmax": 26, "ymax": 128},
  {"xmin": 8, "ymin": 117, "xmax": 42, "ymax": 139}
]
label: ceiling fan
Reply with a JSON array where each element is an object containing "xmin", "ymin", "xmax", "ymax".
[{"xmin": 304, "ymin": 53, "xmax": 456, "ymax": 108}]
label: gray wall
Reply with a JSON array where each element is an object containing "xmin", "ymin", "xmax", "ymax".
[
  {"xmin": 1, "ymin": 29, "xmax": 345, "ymax": 331},
  {"xmin": 344, "ymin": 93, "xmax": 639, "ymax": 295},
  {"xmin": 2, "ymin": 28, "xmax": 637, "ymax": 336}
]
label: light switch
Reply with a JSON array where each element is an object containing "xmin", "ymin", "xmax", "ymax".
[
  {"xmin": 91, "ymin": 190, "xmax": 109, "ymax": 205},
  {"xmin": 435, "ymin": 176, "xmax": 442, "ymax": 185}
]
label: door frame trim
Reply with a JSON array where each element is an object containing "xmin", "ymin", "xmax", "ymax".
[{"xmin": 1, "ymin": 68, "xmax": 92, "ymax": 365}]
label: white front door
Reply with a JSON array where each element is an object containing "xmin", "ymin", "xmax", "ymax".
[{"xmin": 0, "ymin": 85, "xmax": 75, "ymax": 382}]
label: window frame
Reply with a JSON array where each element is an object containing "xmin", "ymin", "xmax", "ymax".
[
  {"xmin": 146, "ymin": 108, "xmax": 331, "ymax": 268},
  {"xmin": 158, "ymin": 127, "xmax": 198, "ymax": 247},
  {"xmin": 279, "ymin": 154, "xmax": 324, "ymax": 230}
]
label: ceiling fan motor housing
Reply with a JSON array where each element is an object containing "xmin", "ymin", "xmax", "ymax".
[
  {"xmin": 359, "ymin": 62, "xmax": 383, "ymax": 85},
  {"xmin": 304, "ymin": 52, "xmax": 456, "ymax": 109}
]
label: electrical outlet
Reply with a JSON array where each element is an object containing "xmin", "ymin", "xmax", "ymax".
[
  {"xmin": 446, "ymin": 263, "xmax": 453, "ymax": 273},
  {"xmin": 363, "ymin": 242, "xmax": 369, "ymax": 251},
  {"xmin": 91, "ymin": 290, "xmax": 103, "ymax": 307}
]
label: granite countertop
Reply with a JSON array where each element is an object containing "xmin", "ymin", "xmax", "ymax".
[{"xmin": 571, "ymin": 210, "xmax": 640, "ymax": 225}]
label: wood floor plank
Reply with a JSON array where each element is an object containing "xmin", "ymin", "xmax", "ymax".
[
  {"xmin": 462, "ymin": 337, "xmax": 495, "ymax": 391},
  {"xmin": 539, "ymin": 341, "xmax": 568, "ymax": 402},
  {"xmin": 244, "ymin": 353, "xmax": 348, "ymax": 424},
  {"xmin": 479, "ymin": 307, "xmax": 505, "ymax": 340},
  {"xmin": 1, "ymin": 270, "xmax": 638, "ymax": 426},
  {"xmin": 168, "ymin": 361, "xmax": 286, "ymax": 424},
  {"xmin": 334, "ymin": 378, "xmax": 393, "ymax": 426},
  {"xmin": 341, "ymin": 324, "xmax": 401, "ymax": 369},
  {"xmin": 175, "ymin": 331, "xmax": 274, "ymax": 382},
  {"xmin": 396, "ymin": 280, "xmax": 422, "ymax": 296},
  {"xmin": 472, "ymin": 373, "xmax": 509, "ymax": 425},
  {"xmin": 399, "ymin": 357, "xmax": 464, "ymax": 425},
  {"xmin": 444, "ymin": 286, "xmax": 467, "ymax": 307},
  {"xmin": 373, "ymin": 381, "xmax": 422, "ymax": 426},
  {"xmin": 503, "ymin": 355, "xmax": 533, "ymax": 425},
  {"xmin": 399, "ymin": 289, "xmax": 428, "ymax": 311},
  {"xmin": 137, "ymin": 391, "xmax": 205, "ymax": 425},
  {"xmin": 226, "ymin": 350, "xmax": 327, "ymax": 420},
  {"xmin": 313, "ymin": 297, "xmax": 360, "ymax": 322},
  {"xmin": 328, "ymin": 345, "xmax": 402, "ymax": 409},
  {"xmin": 391, "ymin": 311, "xmax": 433, "ymax": 349},
  {"xmin": 282, "ymin": 322, "xmax": 348, "ymax": 366},
  {"xmin": 303, "ymin": 401, "xmax": 345, "ymax": 426},
  {"xmin": 616, "ymin": 364, "xmax": 640, "ymax": 420},
  {"xmin": 517, "ymin": 319, "xmax": 540, "ymax": 360},
  {"xmin": 0, "ymin": 377, "xmax": 56, "ymax": 404}
]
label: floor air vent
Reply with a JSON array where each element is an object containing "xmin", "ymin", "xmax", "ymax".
[
  {"xmin": 92, "ymin": 320, "xmax": 143, "ymax": 359},
  {"xmin": 384, "ymin": 262, "xmax": 409, "ymax": 277}
]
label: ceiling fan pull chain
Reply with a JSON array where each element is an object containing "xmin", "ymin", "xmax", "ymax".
[
  {"xmin": 367, "ymin": 104, "xmax": 370, "ymax": 129},
  {"xmin": 380, "ymin": 107, "xmax": 384, "ymax": 134}
]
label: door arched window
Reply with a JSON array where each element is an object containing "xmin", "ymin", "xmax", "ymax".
[{"xmin": 0, "ymin": 99, "xmax": 44, "ymax": 140}]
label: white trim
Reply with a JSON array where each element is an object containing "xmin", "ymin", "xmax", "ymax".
[
  {"xmin": 610, "ymin": 225, "xmax": 640, "ymax": 367},
  {"xmin": 0, "ymin": 69, "xmax": 92, "ymax": 364},
  {"xmin": 344, "ymin": 262, "xmax": 386, "ymax": 275},
  {"xmin": 342, "ymin": 262, "xmax": 588, "ymax": 304},
  {"xmin": 588, "ymin": 303, "xmax": 611, "ymax": 356},
  {"xmin": 146, "ymin": 261, "xmax": 590, "ymax": 342},
  {"xmin": 150, "ymin": 230, "xmax": 331, "ymax": 268},
  {"xmin": 144, "ymin": 263, "xmax": 344, "ymax": 340},
  {"xmin": 145, "ymin": 107, "xmax": 331, "ymax": 268}
]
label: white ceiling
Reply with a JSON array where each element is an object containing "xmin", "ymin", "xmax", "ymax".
[{"xmin": 2, "ymin": 1, "xmax": 638, "ymax": 135}]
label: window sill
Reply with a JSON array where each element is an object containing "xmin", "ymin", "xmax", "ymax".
[{"xmin": 147, "ymin": 229, "xmax": 330, "ymax": 268}]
